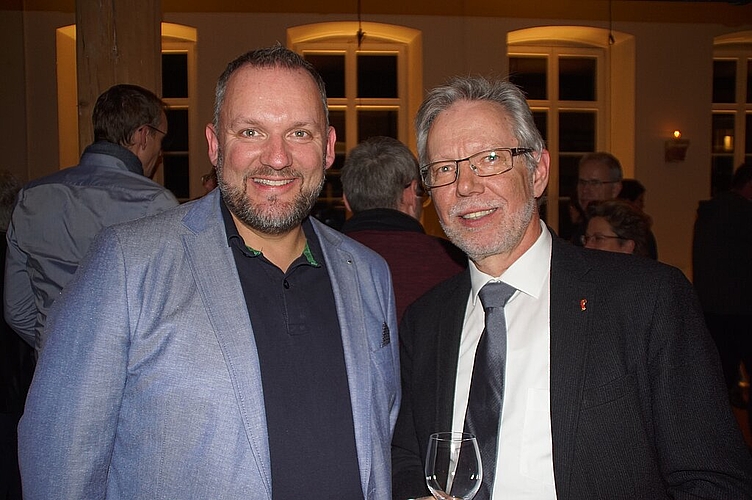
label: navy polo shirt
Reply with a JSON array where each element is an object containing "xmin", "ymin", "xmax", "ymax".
[{"xmin": 221, "ymin": 201, "xmax": 363, "ymax": 499}]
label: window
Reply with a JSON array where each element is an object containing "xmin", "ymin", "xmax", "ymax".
[
  {"xmin": 508, "ymin": 46, "xmax": 606, "ymax": 237},
  {"xmin": 288, "ymin": 22, "xmax": 422, "ymax": 229},
  {"xmin": 712, "ymin": 36, "xmax": 752, "ymax": 196}
]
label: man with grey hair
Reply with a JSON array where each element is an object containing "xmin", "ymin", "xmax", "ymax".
[
  {"xmin": 340, "ymin": 136, "xmax": 465, "ymax": 321},
  {"xmin": 391, "ymin": 75, "xmax": 752, "ymax": 499},
  {"xmin": 19, "ymin": 45, "xmax": 399, "ymax": 499},
  {"xmin": 568, "ymin": 151, "xmax": 623, "ymax": 245}
]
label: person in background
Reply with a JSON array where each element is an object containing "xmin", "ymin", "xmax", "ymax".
[
  {"xmin": 582, "ymin": 199, "xmax": 652, "ymax": 257},
  {"xmin": 617, "ymin": 178, "xmax": 658, "ymax": 259},
  {"xmin": 340, "ymin": 136, "xmax": 466, "ymax": 321},
  {"xmin": 617, "ymin": 178, "xmax": 646, "ymax": 211},
  {"xmin": 391, "ymin": 75, "xmax": 752, "ymax": 499},
  {"xmin": 0, "ymin": 170, "xmax": 31, "ymax": 500},
  {"xmin": 18, "ymin": 44, "xmax": 399, "ymax": 500},
  {"xmin": 693, "ymin": 161, "xmax": 752, "ymax": 430},
  {"xmin": 4, "ymin": 84, "xmax": 178, "ymax": 353},
  {"xmin": 569, "ymin": 152, "xmax": 623, "ymax": 246},
  {"xmin": 201, "ymin": 167, "xmax": 218, "ymax": 194}
]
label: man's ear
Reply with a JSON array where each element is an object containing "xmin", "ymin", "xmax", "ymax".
[
  {"xmin": 621, "ymin": 238, "xmax": 636, "ymax": 254},
  {"xmin": 205, "ymin": 123, "xmax": 219, "ymax": 166},
  {"xmin": 533, "ymin": 149, "xmax": 550, "ymax": 198}
]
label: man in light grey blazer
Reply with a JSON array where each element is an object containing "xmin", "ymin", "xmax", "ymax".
[{"xmin": 19, "ymin": 45, "xmax": 400, "ymax": 499}]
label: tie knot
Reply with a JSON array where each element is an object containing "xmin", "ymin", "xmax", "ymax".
[{"xmin": 478, "ymin": 281, "xmax": 516, "ymax": 310}]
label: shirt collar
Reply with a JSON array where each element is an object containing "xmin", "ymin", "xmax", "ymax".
[
  {"xmin": 469, "ymin": 220, "xmax": 552, "ymax": 306},
  {"xmin": 220, "ymin": 197, "xmax": 321, "ymax": 267}
]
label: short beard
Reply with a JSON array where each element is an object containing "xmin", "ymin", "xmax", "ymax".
[
  {"xmin": 440, "ymin": 177, "xmax": 537, "ymax": 262},
  {"xmin": 216, "ymin": 148, "xmax": 325, "ymax": 236}
]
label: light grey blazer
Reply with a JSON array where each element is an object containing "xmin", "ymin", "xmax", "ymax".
[{"xmin": 18, "ymin": 189, "xmax": 401, "ymax": 499}]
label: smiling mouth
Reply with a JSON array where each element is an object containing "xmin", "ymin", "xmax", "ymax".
[
  {"xmin": 254, "ymin": 178, "xmax": 295, "ymax": 187},
  {"xmin": 461, "ymin": 208, "xmax": 496, "ymax": 220}
]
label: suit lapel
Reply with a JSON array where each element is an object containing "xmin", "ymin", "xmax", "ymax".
[
  {"xmin": 435, "ymin": 271, "xmax": 471, "ymax": 431},
  {"xmin": 549, "ymin": 239, "xmax": 595, "ymax": 500},
  {"xmin": 180, "ymin": 192, "xmax": 272, "ymax": 498},
  {"xmin": 312, "ymin": 220, "xmax": 375, "ymax": 494}
]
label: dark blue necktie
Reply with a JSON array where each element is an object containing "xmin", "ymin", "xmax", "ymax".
[{"xmin": 464, "ymin": 281, "xmax": 517, "ymax": 500}]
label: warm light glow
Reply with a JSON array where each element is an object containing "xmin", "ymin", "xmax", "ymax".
[
  {"xmin": 723, "ymin": 135, "xmax": 733, "ymax": 151},
  {"xmin": 673, "ymin": 130, "xmax": 681, "ymax": 139}
]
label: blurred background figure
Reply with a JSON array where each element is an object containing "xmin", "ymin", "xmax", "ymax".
[
  {"xmin": 617, "ymin": 178, "xmax": 658, "ymax": 259},
  {"xmin": 568, "ymin": 152, "xmax": 623, "ymax": 246},
  {"xmin": 340, "ymin": 136, "xmax": 466, "ymax": 322},
  {"xmin": 618, "ymin": 178, "xmax": 647, "ymax": 211},
  {"xmin": 693, "ymin": 161, "xmax": 752, "ymax": 421},
  {"xmin": 4, "ymin": 84, "xmax": 178, "ymax": 354},
  {"xmin": 582, "ymin": 199, "xmax": 653, "ymax": 257},
  {"xmin": 0, "ymin": 169, "xmax": 32, "ymax": 500},
  {"xmin": 201, "ymin": 167, "xmax": 217, "ymax": 194}
]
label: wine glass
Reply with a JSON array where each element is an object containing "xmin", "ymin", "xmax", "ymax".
[{"xmin": 425, "ymin": 431, "xmax": 482, "ymax": 500}]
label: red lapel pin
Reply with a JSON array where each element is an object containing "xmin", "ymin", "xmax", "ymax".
[{"xmin": 580, "ymin": 299, "xmax": 588, "ymax": 311}]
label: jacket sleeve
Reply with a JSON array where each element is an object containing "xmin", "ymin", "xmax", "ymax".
[
  {"xmin": 18, "ymin": 226, "xmax": 130, "ymax": 499},
  {"xmin": 4, "ymin": 216, "xmax": 37, "ymax": 347}
]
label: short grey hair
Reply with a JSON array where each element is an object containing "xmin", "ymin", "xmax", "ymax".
[
  {"xmin": 341, "ymin": 136, "xmax": 419, "ymax": 213},
  {"xmin": 415, "ymin": 76, "xmax": 545, "ymax": 173},
  {"xmin": 212, "ymin": 43, "xmax": 329, "ymax": 130},
  {"xmin": 0, "ymin": 170, "xmax": 22, "ymax": 230},
  {"xmin": 579, "ymin": 152, "xmax": 623, "ymax": 182}
]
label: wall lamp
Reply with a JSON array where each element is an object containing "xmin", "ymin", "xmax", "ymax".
[{"xmin": 665, "ymin": 130, "xmax": 690, "ymax": 162}]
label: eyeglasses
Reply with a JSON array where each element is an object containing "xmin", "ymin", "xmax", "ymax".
[
  {"xmin": 420, "ymin": 147, "xmax": 533, "ymax": 189},
  {"xmin": 577, "ymin": 179, "xmax": 620, "ymax": 188},
  {"xmin": 580, "ymin": 233, "xmax": 624, "ymax": 245},
  {"xmin": 147, "ymin": 124, "xmax": 167, "ymax": 136}
]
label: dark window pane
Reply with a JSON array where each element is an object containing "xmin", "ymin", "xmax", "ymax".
[
  {"xmin": 747, "ymin": 113, "xmax": 752, "ymax": 155},
  {"xmin": 559, "ymin": 112, "xmax": 596, "ymax": 152},
  {"xmin": 748, "ymin": 59, "xmax": 752, "ymax": 103},
  {"xmin": 357, "ymin": 54, "xmax": 398, "ymax": 98},
  {"xmin": 509, "ymin": 56, "xmax": 547, "ymax": 100},
  {"xmin": 532, "ymin": 110, "xmax": 548, "ymax": 144},
  {"xmin": 713, "ymin": 60, "xmax": 737, "ymax": 104},
  {"xmin": 164, "ymin": 108, "xmax": 189, "ymax": 152},
  {"xmin": 162, "ymin": 53, "xmax": 188, "ymax": 98},
  {"xmin": 711, "ymin": 113, "xmax": 735, "ymax": 154},
  {"xmin": 711, "ymin": 155, "xmax": 735, "ymax": 197},
  {"xmin": 163, "ymin": 154, "xmax": 190, "ymax": 199},
  {"xmin": 556, "ymin": 153, "xmax": 584, "ymax": 240},
  {"xmin": 305, "ymin": 54, "xmax": 345, "ymax": 98},
  {"xmin": 357, "ymin": 110, "xmax": 398, "ymax": 142},
  {"xmin": 559, "ymin": 57, "xmax": 596, "ymax": 101},
  {"xmin": 329, "ymin": 110, "xmax": 346, "ymax": 144}
]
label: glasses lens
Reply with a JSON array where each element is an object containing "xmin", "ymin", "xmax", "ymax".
[
  {"xmin": 423, "ymin": 162, "xmax": 457, "ymax": 188},
  {"xmin": 471, "ymin": 149, "xmax": 514, "ymax": 177}
]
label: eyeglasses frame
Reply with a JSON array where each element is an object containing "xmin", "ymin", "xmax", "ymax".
[{"xmin": 420, "ymin": 147, "xmax": 534, "ymax": 189}]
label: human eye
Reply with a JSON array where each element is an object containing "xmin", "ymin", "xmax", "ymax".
[
  {"xmin": 290, "ymin": 129, "xmax": 313, "ymax": 141},
  {"xmin": 239, "ymin": 128, "xmax": 258, "ymax": 138}
]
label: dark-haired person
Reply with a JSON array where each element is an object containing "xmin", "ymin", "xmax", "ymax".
[
  {"xmin": 4, "ymin": 84, "xmax": 178, "ymax": 353},
  {"xmin": 18, "ymin": 45, "xmax": 399, "ymax": 499},
  {"xmin": 582, "ymin": 199, "xmax": 652, "ymax": 257},
  {"xmin": 693, "ymin": 161, "xmax": 752, "ymax": 436}
]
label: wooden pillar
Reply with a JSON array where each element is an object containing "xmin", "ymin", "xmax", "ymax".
[{"xmin": 76, "ymin": 0, "xmax": 162, "ymax": 152}]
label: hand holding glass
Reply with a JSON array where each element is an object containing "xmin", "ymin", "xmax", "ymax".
[{"xmin": 425, "ymin": 432, "xmax": 482, "ymax": 500}]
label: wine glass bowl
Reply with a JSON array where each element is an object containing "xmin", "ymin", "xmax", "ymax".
[{"xmin": 425, "ymin": 432, "xmax": 482, "ymax": 500}]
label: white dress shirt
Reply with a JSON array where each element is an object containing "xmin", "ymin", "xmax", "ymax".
[{"xmin": 451, "ymin": 222, "xmax": 557, "ymax": 499}]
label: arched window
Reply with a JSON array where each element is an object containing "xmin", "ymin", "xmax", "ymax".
[
  {"xmin": 288, "ymin": 22, "xmax": 422, "ymax": 227},
  {"xmin": 508, "ymin": 26, "xmax": 635, "ymax": 236}
]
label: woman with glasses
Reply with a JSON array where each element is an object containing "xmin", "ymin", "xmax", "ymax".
[{"xmin": 582, "ymin": 199, "xmax": 652, "ymax": 257}]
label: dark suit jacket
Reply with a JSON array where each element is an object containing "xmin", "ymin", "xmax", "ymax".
[{"xmin": 392, "ymin": 235, "xmax": 752, "ymax": 499}]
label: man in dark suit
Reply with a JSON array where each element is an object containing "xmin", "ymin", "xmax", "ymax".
[{"xmin": 391, "ymin": 75, "xmax": 752, "ymax": 499}]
